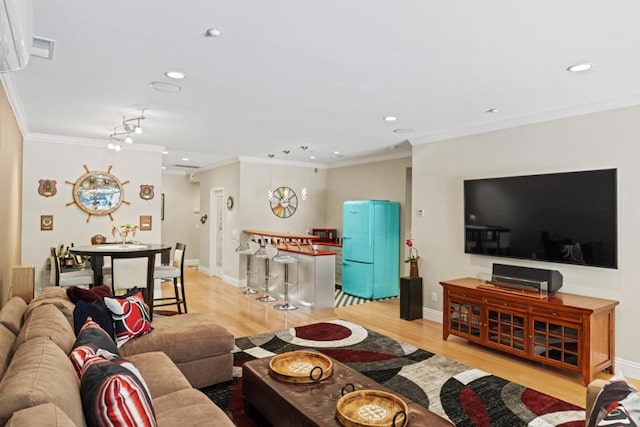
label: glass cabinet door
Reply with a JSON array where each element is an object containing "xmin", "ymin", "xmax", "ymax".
[
  {"xmin": 486, "ymin": 307, "xmax": 527, "ymax": 355},
  {"xmin": 449, "ymin": 297, "xmax": 482, "ymax": 341},
  {"xmin": 531, "ymin": 319, "xmax": 580, "ymax": 368}
]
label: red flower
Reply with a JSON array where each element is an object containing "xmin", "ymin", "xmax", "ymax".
[{"xmin": 406, "ymin": 239, "xmax": 413, "ymax": 248}]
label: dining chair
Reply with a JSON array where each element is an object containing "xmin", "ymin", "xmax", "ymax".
[
  {"xmin": 109, "ymin": 253, "xmax": 151, "ymax": 295},
  {"xmin": 153, "ymin": 243, "xmax": 187, "ymax": 313},
  {"xmin": 50, "ymin": 247, "xmax": 94, "ymax": 287}
]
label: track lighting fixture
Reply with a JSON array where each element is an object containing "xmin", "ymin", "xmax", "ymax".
[{"xmin": 107, "ymin": 109, "xmax": 147, "ymax": 151}]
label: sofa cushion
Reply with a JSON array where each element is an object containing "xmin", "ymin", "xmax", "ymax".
[
  {"xmin": 73, "ymin": 298, "xmax": 115, "ymax": 339},
  {"xmin": 120, "ymin": 313, "xmax": 233, "ymax": 363},
  {"xmin": 5, "ymin": 403, "xmax": 77, "ymax": 427},
  {"xmin": 104, "ymin": 289, "xmax": 152, "ymax": 348},
  {"xmin": 0, "ymin": 324, "xmax": 16, "ymax": 379},
  {"xmin": 153, "ymin": 388, "xmax": 235, "ymax": 427},
  {"xmin": 80, "ymin": 354, "xmax": 157, "ymax": 427},
  {"xmin": 13, "ymin": 303, "xmax": 75, "ymax": 355},
  {"xmin": 0, "ymin": 296, "xmax": 27, "ymax": 335},
  {"xmin": 0, "ymin": 336, "xmax": 85, "ymax": 426},
  {"xmin": 24, "ymin": 287, "xmax": 75, "ymax": 327},
  {"xmin": 127, "ymin": 351, "xmax": 192, "ymax": 398}
]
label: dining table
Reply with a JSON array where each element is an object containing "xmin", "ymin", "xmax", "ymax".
[{"xmin": 69, "ymin": 243, "xmax": 171, "ymax": 318}]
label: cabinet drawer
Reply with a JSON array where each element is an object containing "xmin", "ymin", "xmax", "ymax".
[
  {"xmin": 447, "ymin": 289, "xmax": 483, "ymax": 303},
  {"xmin": 486, "ymin": 298, "xmax": 527, "ymax": 312},
  {"xmin": 531, "ymin": 307, "xmax": 583, "ymax": 322}
]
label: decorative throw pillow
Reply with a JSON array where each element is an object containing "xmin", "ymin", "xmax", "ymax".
[
  {"xmin": 73, "ymin": 299, "xmax": 115, "ymax": 339},
  {"xmin": 66, "ymin": 284, "xmax": 112, "ymax": 304},
  {"xmin": 104, "ymin": 289, "xmax": 152, "ymax": 348},
  {"xmin": 72, "ymin": 316, "xmax": 119, "ymax": 355},
  {"xmin": 79, "ymin": 354, "xmax": 156, "ymax": 427},
  {"xmin": 589, "ymin": 373, "xmax": 640, "ymax": 427}
]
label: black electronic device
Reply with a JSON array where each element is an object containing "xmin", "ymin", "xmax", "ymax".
[
  {"xmin": 491, "ymin": 263, "xmax": 563, "ymax": 294},
  {"xmin": 464, "ymin": 168, "xmax": 617, "ymax": 269}
]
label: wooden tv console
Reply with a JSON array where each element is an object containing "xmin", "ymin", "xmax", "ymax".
[{"xmin": 440, "ymin": 277, "xmax": 619, "ymax": 385}]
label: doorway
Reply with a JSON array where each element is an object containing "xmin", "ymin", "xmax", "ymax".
[{"xmin": 209, "ymin": 188, "xmax": 224, "ymax": 277}]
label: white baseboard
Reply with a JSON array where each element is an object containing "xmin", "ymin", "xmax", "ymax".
[
  {"xmin": 185, "ymin": 258, "xmax": 199, "ymax": 267},
  {"xmin": 615, "ymin": 357, "xmax": 640, "ymax": 381},
  {"xmin": 423, "ymin": 307, "xmax": 443, "ymax": 324}
]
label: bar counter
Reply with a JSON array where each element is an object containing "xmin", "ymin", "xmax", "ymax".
[{"xmin": 242, "ymin": 229, "xmax": 336, "ymax": 309}]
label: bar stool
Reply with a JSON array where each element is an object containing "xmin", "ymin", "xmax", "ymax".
[
  {"xmin": 256, "ymin": 245, "xmax": 278, "ymax": 302},
  {"xmin": 273, "ymin": 251, "xmax": 299, "ymax": 311},
  {"xmin": 236, "ymin": 240, "xmax": 260, "ymax": 294}
]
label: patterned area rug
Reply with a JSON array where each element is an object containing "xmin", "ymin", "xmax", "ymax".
[
  {"xmin": 200, "ymin": 320, "xmax": 585, "ymax": 426},
  {"xmin": 334, "ymin": 288, "xmax": 398, "ymax": 307}
]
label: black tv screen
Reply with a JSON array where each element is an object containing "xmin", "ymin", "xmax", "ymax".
[{"xmin": 464, "ymin": 169, "xmax": 617, "ymax": 269}]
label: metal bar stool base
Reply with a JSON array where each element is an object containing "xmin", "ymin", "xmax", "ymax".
[
  {"xmin": 242, "ymin": 288, "xmax": 259, "ymax": 295},
  {"xmin": 256, "ymin": 294, "xmax": 277, "ymax": 302},
  {"xmin": 274, "ymin": 302, "xmax": 298, "ymax": 311}
]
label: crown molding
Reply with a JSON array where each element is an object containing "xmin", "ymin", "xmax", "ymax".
[
  {"xmin": 25, "ymin": 132, "xmax": 165, "ymax": 153},
  {"xmin": 327, "ymin": 150, "xmax": 411, "ymax": 169},
  {"xmin": 410, "ymin": 94, "xmax": 640, "ymax": 146}
]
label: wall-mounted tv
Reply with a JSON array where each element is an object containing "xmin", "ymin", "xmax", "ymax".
[{"xmin": 464, "ymin": 168, "xmax": 617, "ymax": 269}]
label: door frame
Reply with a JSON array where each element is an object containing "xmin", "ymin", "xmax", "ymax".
[{"xmin": 209, "ymin": 187, "xmax": 224, "ymax": 277}]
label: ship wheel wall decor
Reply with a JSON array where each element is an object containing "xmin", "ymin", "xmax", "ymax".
[
  {"xmin": 66, "ymin": 165, "xmax": 130, "ymax": 222},
  {"xmin": 269, "ymin": 186, "xmax": 298, "ymax": 218}
]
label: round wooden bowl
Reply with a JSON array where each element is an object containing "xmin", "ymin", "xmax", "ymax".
[
  {"xmin": 336, "ymin": 390, "xmax": 409, "ymax": 427},
  {"xmin": 268, "ymin": 350, "xmax": 333, "ymax": 383}
]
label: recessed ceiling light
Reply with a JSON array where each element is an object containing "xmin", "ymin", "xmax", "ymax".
[
  {"xmin": 333, "ymin": 151, "xmax": 340, "ymax": 155},
  {"xmin": 310, "ymin": 155, "xmax": 316, "ymax": 160},
  {"xmin": 165, "ymin": 71, "xmax": 185, "ymax": 80},
  {"xmin": 161, "ymin": 166, "xmax": 166, "ymax": 170},
  {"xmin": 162, "ymin": 151, "xmax": 169, "ymax": 155},
  {"xmin": 182, "ymin": 157, "xmax": 189, "ymax": 162},
  {"xmin": 486, "ymin": 108, "xmax": 499, "ymax": 113},
  {"xmin": 567, "ymin": 63, "xmax": 593, "ymax": 72},
  {"xmin": 205, "ymin": 28, "xmax": 221, "ymax": 37},
  {"xmin": 393, "ymin": 128, "xmax": 414, "ymax": 134},
  {"xmin": 149, "ymin": 81, "xmax": 182, "ymax": 93},
  {"xmin": 383, "ymin": 116, "xmax": 397, "ymax": 122}
]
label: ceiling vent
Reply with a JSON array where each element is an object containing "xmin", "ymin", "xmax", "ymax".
[
  {"xmin": 173, "ymin": 164, "xmax": 201, "ymax": 169},
  {"xmin": 31, "ymin": 36, "xmax": 55, "ymax": 60}
]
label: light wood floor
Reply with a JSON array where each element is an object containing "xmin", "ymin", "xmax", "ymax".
[{"xmin": 160, "ymin": 267, "xmax": 627, "ymax": 409}]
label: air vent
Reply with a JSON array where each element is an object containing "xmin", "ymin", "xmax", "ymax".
[
  {"xmin": 172, "ymin": 164, "xmax": 201, "ymax": 169},
  {"xmin": 31, "ymin": 36, "xmax": 55, "ymax": 60}
]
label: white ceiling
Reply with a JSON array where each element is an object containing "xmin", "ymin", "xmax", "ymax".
[{"xmin": 6, "ymin": 1, "xmax": 640, "ymax": 171}]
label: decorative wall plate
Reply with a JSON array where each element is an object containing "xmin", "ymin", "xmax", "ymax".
[
  {"xmin": 38, "ymin": 179, "xmax": 57, "ymax": 197},
  {"xmin": 269, "ymin": 186, "xmax": 298, "ymax": 218},
  {"xmin": 140, "ymin": 184, "xmax": 155, "ymax": 200}
]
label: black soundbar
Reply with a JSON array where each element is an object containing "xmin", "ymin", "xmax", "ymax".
[{"xmin": 491, "ymin": 264, "xmax": 563, "ymax": 294}]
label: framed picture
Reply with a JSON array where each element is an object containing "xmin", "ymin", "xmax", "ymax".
[
  {"xmin": 40, "ymin": 215, "xmax": 53, "ymax": 231},
  {"xmin": 161, "ymin": 193, "xmax": 165, "ymax": 221},
  {"xmin": 140, "ymin": 215, "xmax": 152, "ymax": 231}
]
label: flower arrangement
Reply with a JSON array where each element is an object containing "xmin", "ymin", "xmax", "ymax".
[
  {"xmin": 111, "ymin": 224, "xmax": 139, "ymax": 244},
  {"xmin": 404, "ymin": 238, "xmax": 419, "ymax": 263}
]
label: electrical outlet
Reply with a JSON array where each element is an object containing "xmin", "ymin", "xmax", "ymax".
[{"xmin": 431, "ymin": 292, "xmax": 438, "ymax": 302}]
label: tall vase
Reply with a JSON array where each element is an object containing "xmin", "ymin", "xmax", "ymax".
[{"xmin": 409, "ymin": 259, "xmax": 419, "ymax": 278}]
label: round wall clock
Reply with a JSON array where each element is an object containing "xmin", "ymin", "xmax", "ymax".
[
  {"xmin": 226, "ymin": 196, "xmax": 234, "ymax": 211},
  {"xmin": 269, "ymin": 186, "xmax": 298, "ymax": 218}
]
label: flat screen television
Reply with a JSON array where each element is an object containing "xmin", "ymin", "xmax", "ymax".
[{"xmin": 464, "ymin": 168, "xmax": 617, "ymax": 269}]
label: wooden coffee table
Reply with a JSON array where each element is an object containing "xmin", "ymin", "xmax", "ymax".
[{"xmin": 242, "ymin": 355, "xmax": 453, "ymax": 426}]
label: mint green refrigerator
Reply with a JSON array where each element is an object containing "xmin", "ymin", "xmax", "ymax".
[{"xmin": 342, "ymin": 200, "xmax": 400, "ymax": 299}]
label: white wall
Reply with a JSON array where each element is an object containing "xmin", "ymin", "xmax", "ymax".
[
  {"xmin": 22, "ymin": 138, "xmax": 163, "ymax": 292},
  {"xmin": 160, "ymin": 173, "xmax": 200, "ymax": 263},
  {"xmin": 411, "ymin": 105, "xmax": 640, "ymax": 366}
]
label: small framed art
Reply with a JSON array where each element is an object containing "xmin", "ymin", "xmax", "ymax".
[
  {"xmin": 40, "ymin": 215, "xmax": 53, "ymax": 231},
  {"xmin": 140, "ymin": 215, "xmax": 152, "ymax": 231}
]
